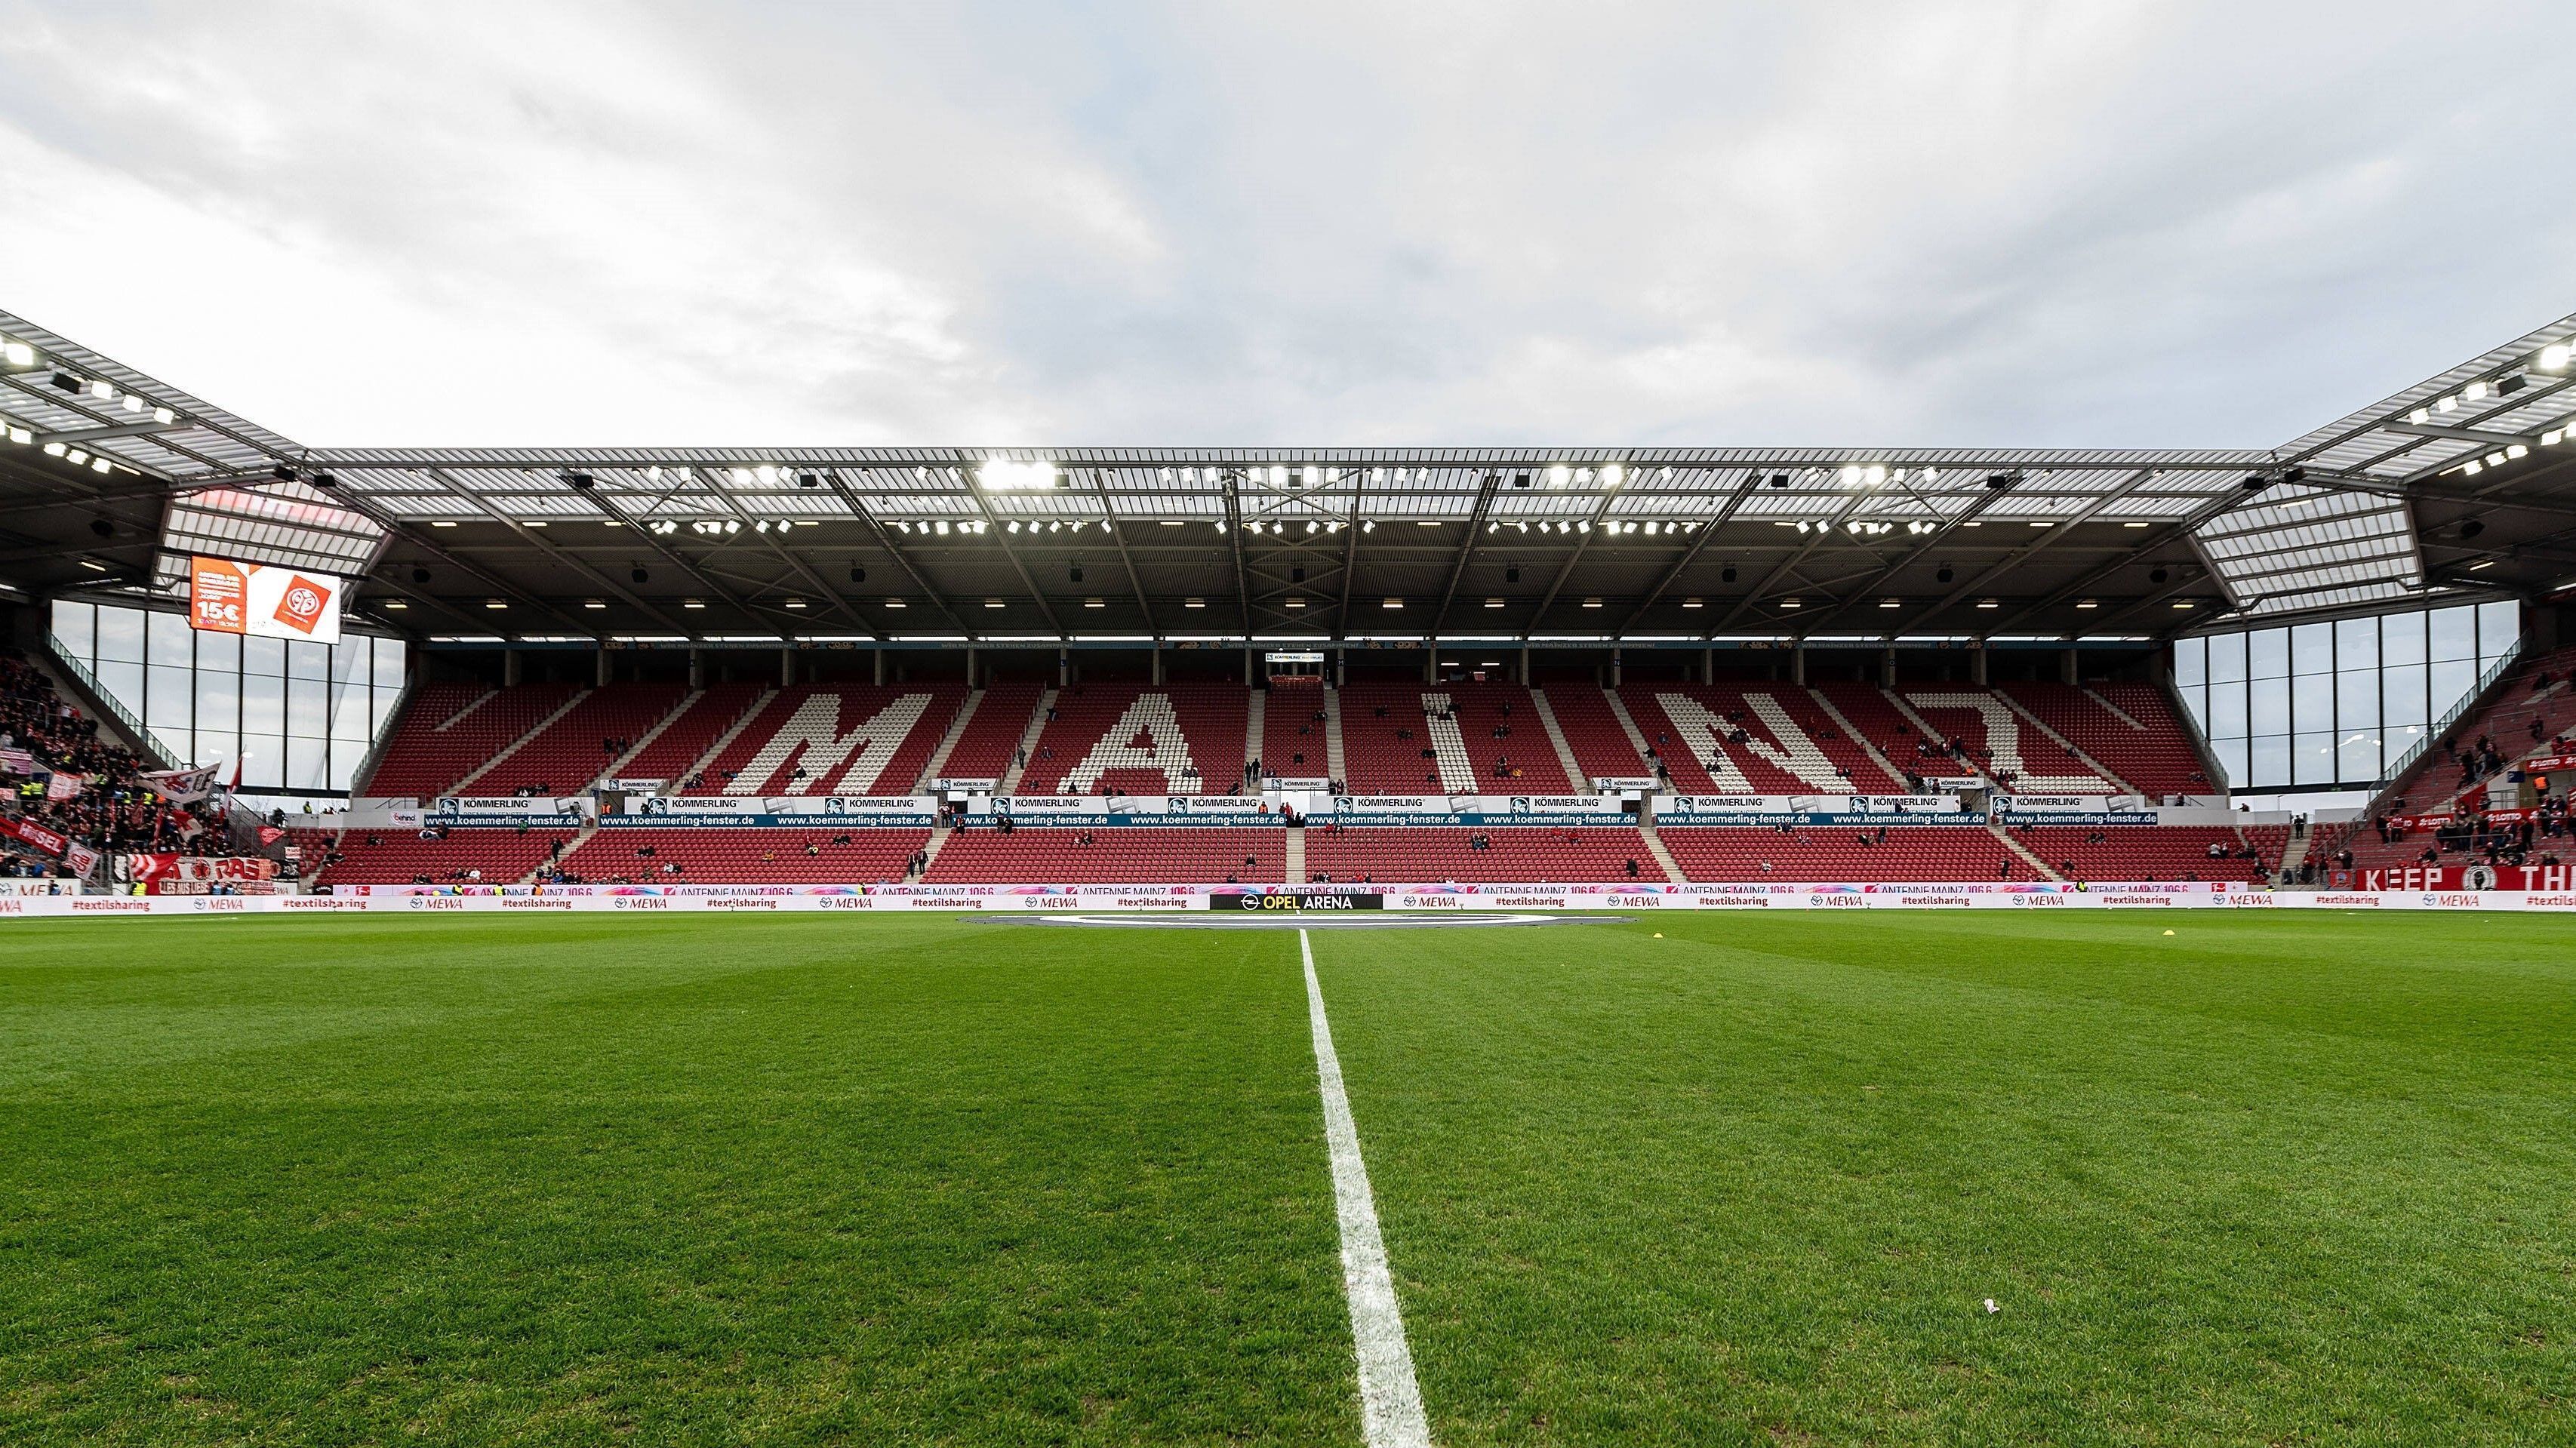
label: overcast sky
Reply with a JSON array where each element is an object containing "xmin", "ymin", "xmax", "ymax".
[{"xmin": 1, "ymin": 1, "xmax": 2571, "ymax": 450}]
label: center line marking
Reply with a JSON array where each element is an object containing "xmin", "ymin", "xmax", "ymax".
[{"xmin": 1302, "ymin": 927, "xmax": 1433, "ymax": 1448}]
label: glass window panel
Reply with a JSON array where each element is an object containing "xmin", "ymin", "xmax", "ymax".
[
  {"xmin": 2248, "ymin": 628, "xmax": 2289, "ymax": 680},
  {"xmin": 2337, "ymin": 669, "xmax": 2379, "ymax": 730},
  {"xmin": 95, "ymin": 605, "xmax": 144, "ymax": 664},
  {"xmin": 2208, "ymin": 632, "xmax": 2246, "ymax": 684},
  {"xmin": 2429, "ymin": 659, "xmax": 2477, "ymax": 722},
  {"xmin": 2381, "ymin": 612, "xmax": 2425, "ymax": 668},
  {"xmin": 242, "ymin": 735, "xmax": 285, "ymax": 791},
  {"xmin": 2249, "ymin": 677, "xmax": 2290, "ymax": 736},
  {"xmin": 2172, "ymin": 638, "xmax": 2205, "ymax": 688},
  {"xmin": 195, "ymin": 730, "xmax": 238, "ymax": 771},
  {"xmin": 2248, "ymin": 734, "xmax": 2291, "ymax": 789},
  {"xmin": 2209, "ymin": 682, "xmax": 2248, "ymax": 740},
  {"xmin": 194, "ymin": 628, "xmax": 239, "ymax": 672},
  {"xmin": 242, "ymin": 672, "xmax": 286, "ymax": 735},
  {"xmin": 329, "ymin": 682, "xmax": 372, "ymax": 743},
  {"xmin": 2429, "ymin": 606, "xmax": 2475, "ymax": 663},
  {"xmin": 2291, "ymin": 622, "xmax": 2333, "ymax": 675},
  {"xmin": 147, "ymin": 610, "xmax": 195, "ymax": 668},
  {"xmin": 2214, "ymin": 736, "xmax": 2248, "ymax": 789},
  {"xmin": 331, "ymin": 643, "xmax": 364, "ymax": 683},
  {"xmin": 2335, "ymin": 617, "xmax": 2377, "ymax": 672},
  {"xmin": 2177, "ymin": 682, "xmax": 2207, "ymax": 737},
  {"xmin": 95, "ymin": 660, "xmax": 144, "ymax": 720},
  {"xmin": 288, "ymin": 641, "xmax": 330, "ymax": 681},
  {"xmin": 2294, "ymin": 730, "xmax": 2336, "ymax": 785},
  {"xmin": 2291, "ymin": 672, "xmax": 2334, "ymax": 734},
  {"xmin": 2338, "ymin": 730, "xmax": 2381, "ymax": 782},
  {"xmin": 193, "ymin": 672, "xmax": 240, "ymax": 739},
  {"xmin": 372, "ymin": 637, "xmax": 407, "ymax": 689},
  {"xmin": 2383, "ymin": 722, "xmax": 2427, "ymax": 774},
  {"xmin": 287, "ymin": 675, "xmax": 330, "ymax": 738},
  {"xmin": 329, "ymin": 752, "xmax": 360, "ymax": 792},
  {"xmin": 146, "ymin": 664, "xmax": 192, "ymax": 731},
  {"xmin": 287, "ymin": 735, "xmax": 330, "ymax": 792},
  {"xmin": 372, "ymin": 686, "xmax": 404, "ymax": 738},
  {"xmin": 243, "ymin": 635, "xmax": 286, "ymax": 676},
  {"xmin": 2384, "ymin": 666, "xmax": 2427, "ymax": 731},
  {"xmin": 2479, "ymin": 600, "xmax": 2520, "ymax": 663},
  {"xmin": 49, "ymin": 601, "xmax": 93, "ymax": 663}
]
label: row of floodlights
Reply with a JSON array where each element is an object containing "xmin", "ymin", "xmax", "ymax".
[{"xmin": 2408, "ymin": 341, "xmax": 2571, "ymax": 432}]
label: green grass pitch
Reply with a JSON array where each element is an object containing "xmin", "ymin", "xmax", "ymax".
[{"xmin": 5, "ymin": 912, "xmax": 2574, "ymax": 1444}]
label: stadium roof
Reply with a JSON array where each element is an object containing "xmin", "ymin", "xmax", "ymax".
[{"xmin": 2, "ymin": 307, "xmax": 2571, "ymax": 647}]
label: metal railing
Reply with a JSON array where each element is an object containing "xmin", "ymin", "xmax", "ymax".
[
  {"xmin": 2312, "ymin": 635, "xmax": 2531, "ymax": 865},
  {"xmin": 41, "ymin": 636, "xmax": 180, "ymax": 769}
]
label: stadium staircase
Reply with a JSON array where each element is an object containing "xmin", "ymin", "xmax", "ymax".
[
  {"xmin": 449, "ymin": 688, "xmax": 600, "ymax": 792},
  {"xmin": 1987, "ymin": 824, "xmax": 2063, "ymax": 881},
  {"xmin": 1996, "ymin": 693, "xmax": 2139, "ymax": 795},
  {"xmin": 600, "ymin": 687, "xmax": 704, "ymax": 782},
  {"xmin": 1601, "ymin": 689, "xmax": 1657, "ymax": 765},
  {"xmin": 913, "ymin": 823, "xmax": 951, "ymax": 880},
  {"xmin": 1323, "ymin": 687, "xmax": 1347, "ymax": 783},
  {"xmin": 1538, "ymin": 683, "xmax": 1654, "ymax": 789},
  {"xmin": 1875, "ymin": 689, "xmax": 1999, "ymax": 787},
  {"xmin": 2274, "ymin": 824, "xmax": 2313, "ymax": 880},
  {"xmin": 677, "ymin": 687, "xmax": 777, "ymax": 785},
  {"xmin": 1245, "ymin": 689, "xmax": 1266, "ymax": 786},
  {"xmin": 1284, "ymin": 820, "xmax": 1305, "ymax": 881},
  {"xmin": 1633, "ymin": 820, "xmax": 1684, "ymax": 881},
  {"xmin": 995, "ymin": 688, "xmax": 1057, "ymax": 792},
  {"xmin": 913, "ymin": 687, "xmax": 983, "ymax": 789},
  {"xmin": 1805, "ymin": 688, "xmax": 1910, "ymax": 788},
  {"xmin": 1528, "ymin": 689, "xmax": 1590, "ymax": 788},
  {"xmin": 522, "ymin": 816, "xmax": 596, "ymax": 885}
]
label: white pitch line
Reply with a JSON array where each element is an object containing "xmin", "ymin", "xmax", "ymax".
[{"xmin": 1301, "ymin": 927, "xmax": 1433, "ymax": 1448}]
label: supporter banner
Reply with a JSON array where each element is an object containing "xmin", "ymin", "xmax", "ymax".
[
  {"xmin": 118, "ymin": 854, "xmax": 279, "ymax": 887},
  {"xmin": 0, "ymin": 748, "xmax": 34, "ymax": 775},
  {"xmin": 44, "ymin": 771, "xmax": 83, "ymax": 801},
  {"xmin": 429, "ymin": 796, "xmax": 596, "ymax": 825},
  {"xmin": 189, "ymin": 556, "xmax": 343, "ymax": 643},
  {"xmin": 2334, "ymin": 863, "xmax": 2576, "ymax": 892},
  {"xmin": 61, "ymin": 841, "xmax": 100, "ymax": 878},
  {"xmin": 627, "ymin": 795, "xmax": 937, "ymax": 823},
  {"xmin": 1, "ymin": 817, "xmax": 68, "ymax": 856},
  {"xmin": 140, "ymin": 764, "xmax": 221, "ymax": 804}
]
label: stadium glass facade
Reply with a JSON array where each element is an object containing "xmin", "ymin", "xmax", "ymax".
[
  {"xmin": 2172, "ymin": 600, "xmax": 2519, "ymax": 792},
  {"xmin": 46, "ymin": 599, "xmax": 407, "ymax": 794}
]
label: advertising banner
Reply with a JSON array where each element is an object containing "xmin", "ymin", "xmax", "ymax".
[
  {"xmin": 626, "ymin": 795, "xmax": 937, "ymax": 824},
  {"xmin": 187, "ymin": 556, "xmax": 344, "ymax": 644},
  {"xmin": 1, "ymin": 817, "xmax": 68, "ymax": 856},
  {"xmin": 429, "ymin": 796, "xmax": 596, "ymax": 825},
  {"xmin": 968, "ymin": 795, "xmax": 1281, "ymax": 826},
  {"xmin": 2333, "ymin": 863, "xmax": 2576, "ymax": 892}
]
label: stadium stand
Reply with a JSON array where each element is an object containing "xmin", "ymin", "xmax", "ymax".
[
  {"xmin": 1540, "ymin": 682, "xmax": 1654, "ymax": 788},
  {"xmin": 2331, "ymin": 646, "xmax": 2576, "ymax": 876},
  {"xmin": 362, "ymin": 682, "xmax": 580, "ymax": 798},
  {"xmin": 2003, "ymin": 683, "xmax": 2217, "ymax": 798},
  {"xmin": 301, "ymin": 826, "xmax": 580, "ymax": 886},
  {"xmin": 1659, "ymin": 825, "xmax": 2031, "ymax": 881},
  {"xmin": 693, "ymin": 684, "xmax": 967, "ymax": 795},
  {"xmin": 620, "ymin": 683, "xmax": 767, "ymax": 789},
  {"xmin": 1337, "ymin": 682, "xmax": 1566, "ymax": 792},
  {"xmin": 1303, "ymin": 825, "xmax": 1663, "ymax": 883},
  {"xmin": 0, "ymin": 651, "xmax": 236, "ymax": 863},
  {"xmin": 1014, "ymin": 683, "xmax": 1250, "ymax": 795},
  {"xmin": 469, "ymin": 683, "xmax": 688, "ymax": 795},
  {"xmin": 925, "ymin": 825, "xmax": 1285, "ymax": 883},
  {"xmin": 552, "ymin": 827, "xmax": 928, "ymax": 884},
  {"xmin": 1260, "ymin": 677, "xmax": 1332, "ymax": 782},
  {"xmin": 1894, "ymin": 687, "xmax": 2118, "ymax": 794},
  {"xmin": 937, "ymin": 681, "xmax": 1045, "ymax": 784},
  {"xmin": 1621, "ymin": 684, "xmax": 1903, "ymax": 793}
]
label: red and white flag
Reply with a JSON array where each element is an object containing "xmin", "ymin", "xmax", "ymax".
[
  {"xmin": 141, "ymin": 764, "xmax": 221, "ymax": 804},
  {"xmin": 61, "ymin": 841, "xmax": 101, "ymax": 878}
]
